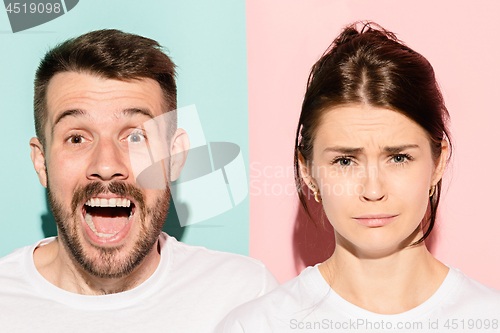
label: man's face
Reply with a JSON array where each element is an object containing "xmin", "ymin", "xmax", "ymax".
[{"xmin": 31, "ymin": 72, "xmax": 177, "ymax": 278}]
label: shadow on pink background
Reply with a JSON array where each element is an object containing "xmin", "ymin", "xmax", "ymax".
[{"xmin": 247, "ymin": 0, "xmax": 500, "ymax": 288}]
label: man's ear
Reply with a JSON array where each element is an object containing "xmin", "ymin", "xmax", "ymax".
[
  {"xmin": 169, "ymin": 129, "xmax": 190, "ymax": 182},
  {"xmin": 30, "ymin": 137, "xmax": 47, "ymax": 188},
  {"xmin": 431, "ymin": 140, "xmax": 449, "ymax": 186}
]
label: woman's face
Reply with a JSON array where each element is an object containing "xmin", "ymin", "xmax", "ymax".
[{"xmin": 302, "ymin": 105, "xmax": 447, "ymax": 256}]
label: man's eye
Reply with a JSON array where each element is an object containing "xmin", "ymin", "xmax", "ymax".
[
  {"xmin": 68, "ymin": 135, "xmax": 85, "ymax": 144},
  {"xmin": 127, "ymin": 132, "xmax": 145, "ymax": 143}
]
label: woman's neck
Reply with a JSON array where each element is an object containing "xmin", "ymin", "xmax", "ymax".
[{"xmin": 318, "ymin": 238, "xmax": 449, "ymax": 314}]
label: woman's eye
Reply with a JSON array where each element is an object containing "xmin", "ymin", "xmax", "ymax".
[
  {"xmin": 391, "ymin": 154, "xmax": 411, "ymax": 163},
  {"xmin": 333, "ymin": 157, "xmax": 354, "ymax": 166},
  {"xmin": 339, "ymin": 158, "xmax": 352, "ymax": 166}
]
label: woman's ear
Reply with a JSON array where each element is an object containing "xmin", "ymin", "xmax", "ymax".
[
  {"xmin": 431, "ymin": 140, "xmax": 449, "ymax": 186},
  {"xmin": 298, "ymin": 152, "xmax": 317, "ymax": 191},
  {"xmin": 169, "ymin": 128, "xmax": 190, "ymax": 182},
  {"xmin": 30, "ymin": 137, "xmax": 47, "ymax": 188}
]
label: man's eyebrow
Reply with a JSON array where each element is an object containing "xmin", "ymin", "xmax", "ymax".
[
  {"xmin": 383, "ymin": 144, "xmax": 419, "ymax": 154},
  {"xmin": 53, "ymin": 107, "xmax": 155, "ymax": 127},
  {"xmin": 54, "ymin": 109, "xmax": 86, "ymax": 127},
  {"xmin": 123, "ymin": 107, "xmax": 155, "ymax": 120},
  {"xmin": 323, "ymin": 146, "xmax": 364, "ymax": 154}
]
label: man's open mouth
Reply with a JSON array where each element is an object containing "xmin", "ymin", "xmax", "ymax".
[{"xmin": 83, "ymin": 198, "xmax": 136, "ymax": 238}]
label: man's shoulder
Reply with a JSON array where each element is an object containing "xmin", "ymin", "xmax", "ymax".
[
  {"xmin": 166, "ymin": 234, "xmax": 271, "ymax": 275},
  {"xmin": 0, "ymin": 238, "xmax": 57, "ymax": 286},
  {"xmin": 164, "ymin": 234, "xmax": 279, "ymax": 294},
  {"xmin": 0, "ymin": 242, "xmax": 31, "ymax": 270},
  {"xmin": 0, "ymin": 240, "xmax": 43, "ymax": 297}
]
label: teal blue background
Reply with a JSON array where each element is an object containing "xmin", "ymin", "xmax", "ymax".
[{"xmin": 0, "ymin": 0, "xmax": 249, "ymax": 256}]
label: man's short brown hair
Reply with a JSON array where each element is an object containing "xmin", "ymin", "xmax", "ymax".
[{"xmin": 34, "ymin": 29, "xmax": 177, "ymax": 147}]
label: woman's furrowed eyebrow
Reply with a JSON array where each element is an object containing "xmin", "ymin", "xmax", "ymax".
[
  {"xmin": 383, "ymin": 144, "xmax": 419, "ymax": 154},
  {"xmin": 323, "ymin": 146, "xmax": 364, "ymax": 154},
  {"xmin": 323, "ymin": 144, "xmax": 419, "ymax": 155}
]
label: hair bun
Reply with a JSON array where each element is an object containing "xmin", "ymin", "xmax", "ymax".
[
  {"xmin": 333, "ymin": 26, "xmax": 360, "ymax": 47},
  {"xmin": 333, "ymin": 21, "xmax": 400, "ymax": 48}
]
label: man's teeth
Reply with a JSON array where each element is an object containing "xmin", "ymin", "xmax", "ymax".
[
  {"xmin": 84, "ymin": 211, "xmax": 133, "ymax": 239},
  {"xmin": 84, "ymin": 213, "xmax": 110, "ymax": 238},
  {"xmin": 84, "ymin": 213, "xmax": 117, "ymax": 238},
  {"xmin": 83, "ymin": 197, "xmax": 133, "ymax": 238},
  {"xmin": 84, "ymin": 198, "xmax": 131, "ymax": 207}
]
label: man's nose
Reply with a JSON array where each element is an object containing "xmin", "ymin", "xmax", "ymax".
[{"xmin": 86, "ymin": 139, "xmax": 128, "ymax": 181}]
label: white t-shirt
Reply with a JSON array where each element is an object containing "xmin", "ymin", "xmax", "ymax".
[
  {"xmin": 216, "ymin": 265, "xmax": 500, "ymax": 333},
  {"xmin": 0, "ymin": 232, "xmax": 279, "ymax": 332}
]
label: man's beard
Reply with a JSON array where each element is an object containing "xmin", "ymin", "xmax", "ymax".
[{"xmin": 46, "ymin": 181, "xmax": 170, "ymax": 279}]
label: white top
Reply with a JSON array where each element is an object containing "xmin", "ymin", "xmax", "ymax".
[
  {"xmin": 217, "ymin": 265, "xmax": 500, "ymax": 332},
  {"xmin": 0, "ymin": 233, "xmax": 279, "ymax": 332}
]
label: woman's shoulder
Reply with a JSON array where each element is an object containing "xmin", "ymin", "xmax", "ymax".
[
  {"xmin": 215, "ymin": 265, "xmax": 329, "ymax": 332},
  {"xmin": 440, "ymin": 266, "xmax": 500, "ymax": 315},
  {"xmin": 233, "ymin": 265, "xmax": 326, "ymax": 313},
  {"xmin": 450, "ymin": 266, "xmax": 500, "ymax": 301},
  {"xmin": 215, "ymin": 265, "xmax": 500, "ymax": 332}
]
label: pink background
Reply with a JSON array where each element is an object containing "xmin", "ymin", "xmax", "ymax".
[{"xmin": 247, "ymin": 0, "xmax": 500, "ymax": 288}]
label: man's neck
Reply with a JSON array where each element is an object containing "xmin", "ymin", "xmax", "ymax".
[{"xmin": 33, "ymin": 237, "xmax": 162, "ymax": 295}]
